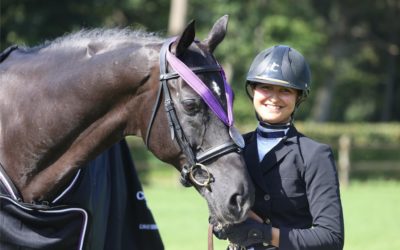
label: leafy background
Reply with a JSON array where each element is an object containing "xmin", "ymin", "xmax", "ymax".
[{"xmin": 2, "ymin": 0, "xmax": 399, "ymax": 123}]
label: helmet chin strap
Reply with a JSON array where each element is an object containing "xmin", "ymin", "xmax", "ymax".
[{"xmin": 291, "ymin": 93, "xmax": 306, "ymax": 124}]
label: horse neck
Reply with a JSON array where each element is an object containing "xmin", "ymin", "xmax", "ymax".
[{"xmin": 0, "ymin": 44, "xmax": 160, "ymax": 201}]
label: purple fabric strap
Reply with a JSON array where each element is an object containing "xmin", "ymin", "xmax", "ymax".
[{"xmin": 166, "ymin": 50, "xmax": 234, "ymax": 127}]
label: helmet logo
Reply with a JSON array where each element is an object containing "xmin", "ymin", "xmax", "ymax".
[{"xmin": 267, "ymin": 62, "xmax": 280, "ymax": 72}]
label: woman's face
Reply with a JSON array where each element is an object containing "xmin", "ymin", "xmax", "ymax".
[{"xmin": 252, "ymin": 83, "xmax": 298, "ymax": 124}]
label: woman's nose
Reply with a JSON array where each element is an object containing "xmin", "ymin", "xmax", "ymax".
[{"xmin": 267, "ymin": 90, "xmax": 279, "ymax": 100}]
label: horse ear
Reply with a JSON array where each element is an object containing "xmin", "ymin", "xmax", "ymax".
[
  {"xmin": 203, "ymin": 15, "xmax": 229, "ymax": 53},
  {"xmin": 172, "ymin": 20, "xmax": 196, "ymax": 57}
]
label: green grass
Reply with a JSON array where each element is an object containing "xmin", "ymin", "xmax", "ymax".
[
  {"xmin": 341, "ymin": 180, "xmax": 400, "ymax": 250},
  {"xmin": 142, "ymin": 172, "xmax": 228, "ymax": 250},
  {"xmin": 143, "ymin": 184, "xmax": 227, "ymax": 250},
  {"xmin": 143, "ymin": 177, "xmax": 400, "ymax": 250}
]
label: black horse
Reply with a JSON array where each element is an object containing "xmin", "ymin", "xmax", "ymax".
[{"xmin": 0, "ymin": 15, "xmax": 254, "ymax": 249}]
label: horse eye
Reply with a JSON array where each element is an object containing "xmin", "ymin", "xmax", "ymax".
[{"xmin": 181, "ymin": 99, "xmax": 199, "ymax": 114}]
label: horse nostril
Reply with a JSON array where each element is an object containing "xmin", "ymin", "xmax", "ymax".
[{"xmin": 229, "ymin": 193, "xmax": 244, "ymax": 212}]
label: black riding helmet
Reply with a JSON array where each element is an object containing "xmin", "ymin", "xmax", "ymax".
[{"xmin": 245, "ymin": 45, "xmax": 311, "ymax": 104}]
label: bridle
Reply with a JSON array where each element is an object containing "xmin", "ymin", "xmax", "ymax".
[{"xmin": 145, "ymin": 38, "xmax": 245, "ymax": 188}]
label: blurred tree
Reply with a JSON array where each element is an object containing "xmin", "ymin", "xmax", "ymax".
[
  {"xmin": 168, "ymin": 0, "xmax": 187, "ymax": 35},
  {"xmin": 310, "ymin": 0, "xmax": 400, "ymax": 122},
  {"xmin": 0, "ymin": 0, "xmax": 170, "ymax": 49}
]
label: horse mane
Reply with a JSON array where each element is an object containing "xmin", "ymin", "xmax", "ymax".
[{"xmin": 22, "ymin": 28, "xmax": 164, "ymax": 52}]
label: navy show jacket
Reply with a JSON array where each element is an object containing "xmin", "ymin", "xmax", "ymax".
[{"xmin": 243, "ymin": 125, "xmax": 344, "ymax": 250}]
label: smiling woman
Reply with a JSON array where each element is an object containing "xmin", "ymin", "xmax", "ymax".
[{"xmin": 211, "ymin": 45, "xmax": 345, "ymax": 250}]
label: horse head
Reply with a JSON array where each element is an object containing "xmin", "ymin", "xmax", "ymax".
[{"xmin": 143, "ymin": 15, "xmax": 254, "ymax": 226}]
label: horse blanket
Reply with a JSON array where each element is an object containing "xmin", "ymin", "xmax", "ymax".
[{"xmin": 0, "ymin": 140, "xmax": 164, "ymax": 250}]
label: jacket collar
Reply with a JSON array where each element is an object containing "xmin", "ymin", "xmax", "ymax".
[
  {"xmin": 243, "ymin": 126, "xmax": 298, "ymax": 193},
  {"xmin": 259, "ymin": 126, "xmax": 298, "ymax": 172}
]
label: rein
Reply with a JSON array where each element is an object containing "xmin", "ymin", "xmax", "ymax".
[{"xmin": 145, "ymin": 38, "xmax": 244, "ymax": 188}]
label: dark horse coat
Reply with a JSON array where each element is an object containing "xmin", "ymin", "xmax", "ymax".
[{"xmin": 0, "ymin": 140, "xmax": 164, "ymax": 250}]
